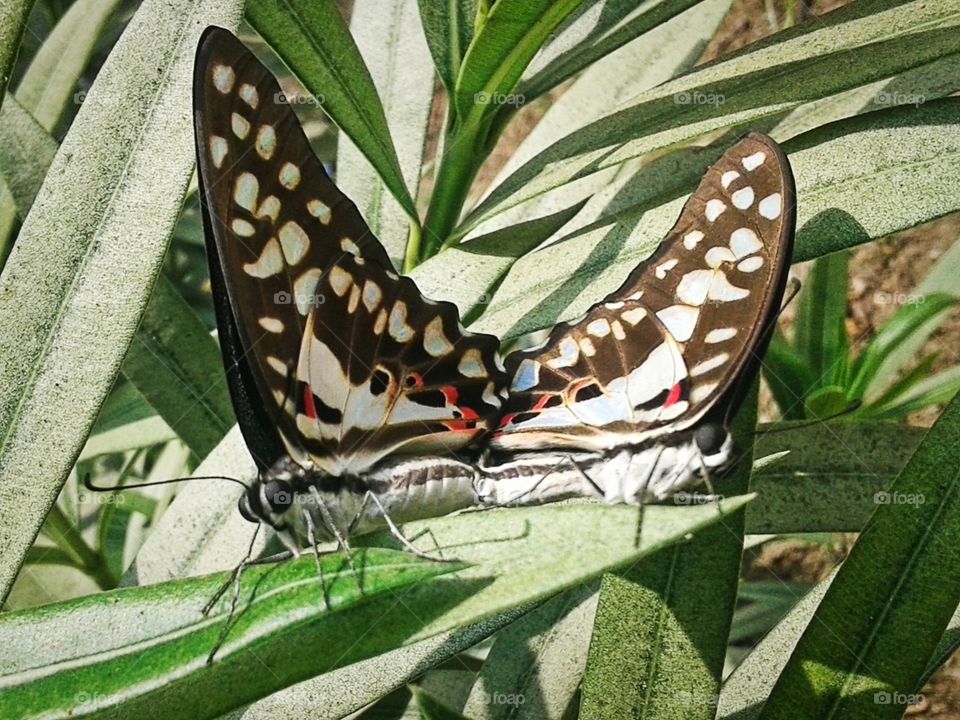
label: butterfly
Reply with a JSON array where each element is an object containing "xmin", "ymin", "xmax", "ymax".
[{"xmin": 193, "ymin": 27, "xmax": 795, "ymax": 558}]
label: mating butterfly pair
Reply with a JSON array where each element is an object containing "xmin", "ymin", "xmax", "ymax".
[{"xmin": 194, "ymin": 28, "xmax": 795, "ymax": 557}]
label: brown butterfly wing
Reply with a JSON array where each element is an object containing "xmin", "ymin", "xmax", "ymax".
[{"xmin": 492, "ymin": 133, "xmax": 795, "ymax": 451}]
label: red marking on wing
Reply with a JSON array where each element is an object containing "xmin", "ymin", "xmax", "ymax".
[
  {"xmin": 441, "ymin": 385, "xmax": 481, "ymax": 431},
  {"xmin": 303, "ymin": 385, "xmax": 317, "ymax": 420},
  {"xmin": 663, "ymin": 382, "xmax": 682, "ymax": 408}
]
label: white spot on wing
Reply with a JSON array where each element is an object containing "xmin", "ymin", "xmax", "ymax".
[
  {"xmin": 388, "ymin": 301, "xmax": 414, "ymax": 342},
  {"xmin": 655, "ymin": 258, "xmax": 678, "ymax": 279},
  {"xmin": 259, "ymin": 317, "xmax": 284, "ymax": 333},
  {"xmin": 691, "ymin": 382, "xmax": 719, "ymax": 403},
  {"xmin": 329, "ymin": 266, "xmax": 352, "ymax": 297},
  {"xmin": 373, "ymin": 308, "xmax": 387, "ymax": 335},
  {"xmin": 483, "ymin": 382, "xmax": 501, "ymax": 408},
  {"xmin": 705, "ymin": 328, "xmax": 737, "ymax": 344},
  {"xmin": 622, "ymin": 307, "xmax": 647, "ymax": 326},
  {"xmin": 657, "ymin": 305, "xmax": 699, "ymax": 342},
  {"xmin": 308, "ymin": 200, "xmax": 331, "ymax": 224},
  {"xmin": 423, "ymin": 317, "xmax": 453, "ymax": 357},
  {"xmin": 458, "ymin": 348, "xmax": 486, "ymax": 378},
  {"xmin": 721, "ymin": 170, "xmax": 740, "ymax": 189},
  {"xmin": 587, "ymin": 319, "xmax": 611, "ymax": 337},
  {"xmin": 231, "ymin": 113, "xmax": 250, "ymax": 139},
  {"xmin": 759, "ymin": 193, "xmax": 782, "ymax": 219},
  {"xmin": 362, "ymin": 280, "xmax": 381, "ymax": 312},
  {"xmin": 340, "ymin": 238, "xmax": 361, "ymax": 256},
  {"xmin": 547, "ymin": 336, "xmax": 579, "ymax": 369},
  {"xmin": 212, "ymin": 64, "xmax": 235, "ymax": 93},
  {"xmin": 256, "ymin": 125, "xmax": 276, "ymax": 159},
  {"xmin": 266, "ymin": 356, "xmax": 287, "ymax": 375},
  {"xmin": 243, "ymin": 238, "xmax": 283, "ymax": 278},
  {"xmin": 731, "ymin": 186, "xmax": 754, "ymax": 209},
  {"xmin": 692, "ymin": 353, "xmax": 729, "ymax": 376},
  {"xmin": 233, "ymin": 172, "xmax": 259, "ymax": 211},
  {"xmin": 279, "ymin": 162, "xmax": 301, "ymax": 190},
  {"xmin": 209, "ymin": 136, "xmax": 227, "ymax": 168},
  {"xmin": 231, "ymin": 218, "xmax": 256, "ymax": 237},
  {"xmin": 705, "ymin": 199, "xmax": 726, "ymax": 222},
  {"xmin": 239, "ymin": 83, "xmax": 259, "ymax": 108},
  {"xmin": 709, "ymin": 271, "xmax": 750, "ymax": 302},
  {"xmin": 511, "ymin": 358, "xmax": 540, "ymax": 390},
  {"xmin": 294, "ymin": 269, "xmax": 322, "ymax": 315},
  {"xmin": 611, "ymin": 320, "xmax": 626, "ymax": 340},
  {"xmin": 579, "ymin": 337, "xmax": 596, "ymax": 356},
  {"xmin": 742, "ymin": 151, "xmax": 766, "ymax": 171},
  {"xmin": 683, "ymin": 231, "xmax": 704, "ymax": 250},
  {"xmin": 278, "ymin": 221, "xmax": 309, "ymax": 265},
  {"xmin": 256, "ymin": 195, "xmax": 281, "ymax": 222},
  {"xmin": 730, "ymin": 228, "xmax": 762, "ymax": 258},
  {"xmin": 676, "ymin": 269, "xmax": 713, "ymax": 306},
  {"xmin": 738, "ymin": 256, "xmax": 764, "ymax": 273},
  {"xmin": 705, "ymin": 246, "xmax": 736, "ymax": 268}
]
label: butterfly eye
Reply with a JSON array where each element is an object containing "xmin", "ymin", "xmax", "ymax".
[
  {"xmin": 694, "ymin": 422, "xmax": 728, "ymax": 456},
  {"xmin": 262, "ymin": 479, "xmax": 294, "ymax": 513}
]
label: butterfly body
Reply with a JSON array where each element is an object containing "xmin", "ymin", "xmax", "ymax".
[{"xmin": 194, "ymin": 27, "xmax": 795, "ymax": 556}]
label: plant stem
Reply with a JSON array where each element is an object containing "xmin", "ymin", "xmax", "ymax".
[
  {"xmin": 419, "ymin": 117, "xmax": 488, "ymax": 261},
  {"xmin": 402, "ymin": 218, "xmax": 422, "ymax": 273},
  {"xmin": 44, "ymin": 504, "xmax": 115, "ymax": 589}
]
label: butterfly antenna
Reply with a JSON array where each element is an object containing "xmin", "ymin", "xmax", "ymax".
[{"xmin": 82, "ymin": 472, "xmax": 249, "ymax": 493}]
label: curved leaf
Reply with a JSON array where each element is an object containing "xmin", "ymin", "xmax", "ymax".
[
  {"xmin": 417, "ymin": 0, "xmax": 478, "ymax": 94},
  {"xmin": 0, "ymin": 0, "xmax": 33, "ymax": 94},
  {"xmin": 0, "ymin": 0, "xmax": 245, "ymax": 602},
  {"xmin": 245, "ymin": 0, "xmax": 418, "ymax": 223}
]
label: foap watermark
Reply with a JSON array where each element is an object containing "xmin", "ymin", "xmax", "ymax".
[
  {"xmin": 78, "ymin": 491, "xmax": 126, "ymax": 506},
  {"xmin": 273, "ymin": 290, "xmax": 326, "ymax": 308},
  {"xmin": 874, "ymin": 691, "xmax": 925, "ymax": 705},
  {"xmin": 474, "ymin": 90, "xmax": 525, "ymax": 107},
  {"xmin": 274, "ymin": 91, "xmax": 325, "ymax": 107},
  {"xmin": 673, "ymin": 491, "xmax": 724, "ymax": 506},
  {"xmin": 75, "ymin": 691, "xmax": 110, "ymax": 709},
  {"xmin": 673, "ymin": 90, "xmax": 725, "ymax": 106},
  {"xmin": 873, "ymin": 90, "xmax": 925, "ymax": 107},
  {"xmin": 874, "ymin": 491, "xmax": 925, "ymax": 508},
  {"xmin": 873, "ymin": 291, "xmax": 925, "ymax": 306},
  {"xmin": 477, "ymin": 691, "xmax": 525, "ymax": 707}
]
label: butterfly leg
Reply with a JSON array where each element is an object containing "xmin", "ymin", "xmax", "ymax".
[
  {"xmin": 303, "ymin": 509, "xmax": 331, "ymax": 609},
  {"xmin": 309, "ymin": 486, "xmax": 364, "ymax": 595},
  {"xmin": 634, "ymin": 446, "xmax": 666, "ymax": 548},
  {"xmin": 365, "ymin": 491, "xmax": 458, "ymax": 563}
]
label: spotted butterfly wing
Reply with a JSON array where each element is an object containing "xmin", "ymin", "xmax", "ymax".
[
  {"xmin": 493, "ymin": 133, "xmax": 794, "ymax": 451},
  {"xmin": 194, "ymin": 27, "xmax": 507, "ymax": 476}
]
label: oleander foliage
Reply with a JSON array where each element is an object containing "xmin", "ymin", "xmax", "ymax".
[{"xmin": 1, "ymin": 1, "xmax": 960, "ymax": 719}]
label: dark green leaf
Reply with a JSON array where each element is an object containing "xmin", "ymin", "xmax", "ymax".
[{"xmin": 417, "ymin": 0, "xmax": 478, "ymax": 94}]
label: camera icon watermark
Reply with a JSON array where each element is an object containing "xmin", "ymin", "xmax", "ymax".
[
  {"xmin": 873, "ymin": 691, "xmax": 924, "ymax": 705},
  {"xmin": 474, "ymin": 91, "xmax": 525, "ymax": 107},
  {"xmin": 874, "ymin": 491, "xmax": 925, "ymax": 508},
  {"xmin": 673, "ymin": 90, "xmax": 725, "ymax": 106},
  {"xmin": 273, "ymin": 290, "xmax": 325, "ymax": 308},
  {"xmin": 873, "ymin": 291, "xmax": 925, "ymax": 306},
  {"xmin": 477, "ymin": 691, "xmax": 525, "ymax": 707},
  {"xmin": 274, "ymin": 91, "xmax": 324, "ymax": 107},
  {"xmin": 873, "ymin": 90, "xmax": 925, "ymax": 107},
  {"xmin": 674, "ymin": 491, "xmax": 724, "ymax": 506}
]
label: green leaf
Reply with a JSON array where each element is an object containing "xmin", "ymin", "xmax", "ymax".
[
  {"xmin": 0, "ymin": 0, "xmax": 245, "ymax": 603},
  {"xmin": 872, "ymin": 364, "xmax": 960, "ymax": 421},
  {"xmin": 0, "ymin": 549, "xmax": 468, "ymax": 720},
  {"xmin": 580, "ymin": 384, "xmax": 758, "ymax": 720},
  {"xmin": 337, "ymin": 0, "xmax": 435, "ymax": 267},
  {"xmin": 91, "ymin": 381, "xmax": 157, "ymax": 436},
  {"xmin": 0, "ymin": 0, "xmax": 34, "ymax": 95},
  {"xmin": 730, "ymin": 581, "xmax": 810, "ymax": 645},
  {"xmin": 793, "ymin": 250, "xmax": 849, "ymax": 388},
  {"xmin": 245, "ymin": 0, "xmax": 418, "ymax": 224},
  {"xmin": 79, "ymin": 417, "xmax": 177, "ymax": 462},
  {"xmin": 472, "ymin": 98, "xmax": 960, "ymax": 339},
  {"xmin": 13, "ymin": 0, "xmax": 123, "ymax": 131},
  {"xmin": 0, "ymin": 96, "xmax": 57, "ymax": 217},
  {"xmin": 757, "ymin": 392, "xmax": 960, "ymax": 719},
  {"xmin": 861, "ymin": 352, "xmax": 938, "ymax": 417},
  {"xmin": 517, "ymin": 0, "xmax": 713, "ymax": 103},
  {"xmin": 452, "ymin": 0, "xmax": 584, "ymax": 122},
  {"xmin": 803, "ymin": 385, "xmax": 849, "ymax": 420},
  {"xmin": 121, "ymin": 276, "xmax": 235, "ymax": 460},
  {"xmin": 762, "ymin": 330, "xmax": 814, "ymax": 421},
  {"xmin": 413, "ymin": 686, "xmax": 472, "ymax": 720},
  {"xmin": 2, "ymin": 501, "xmax": 752, "ymax": 719},
  {"xmin": 747, "ymin": 421, "xmax": 923, "ymax": 534},
  {"xmin": 463, "ymin": 585, "xmax": 597, "ymax": 720},
  {"xmin": 417, "ymin": 0, "xmax": 478, "ymax": 94},
  {"xmin": 462, "ymin": 0, "xmax": 960, "ymax": 235},
  {"xmin": 847, "ymin": 292, "xmax": 958, "ymax": 401}
]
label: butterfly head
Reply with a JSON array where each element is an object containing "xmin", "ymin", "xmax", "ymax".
[{"xmin": 692, "ymin": 421, "xmax": 736, "ymax": 476}]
